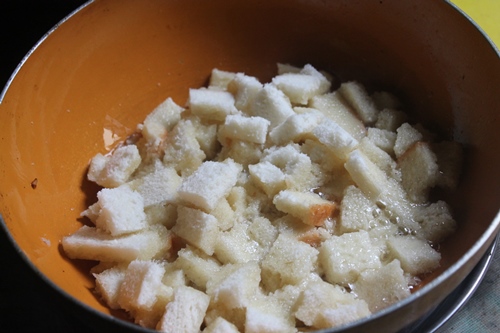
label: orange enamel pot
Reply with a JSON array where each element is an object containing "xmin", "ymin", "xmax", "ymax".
[{"xmin": 0, "ymin": 0, "xmax": 499, "ymax": 332}]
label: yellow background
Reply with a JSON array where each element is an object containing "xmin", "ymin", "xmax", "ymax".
[{"xmin": 452, "ymin": 0, "xmax": 500, "ymax": 47}]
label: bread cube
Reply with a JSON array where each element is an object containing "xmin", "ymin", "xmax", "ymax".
[
  {"xmin": 162, "ymin": 118, "xmax": 206, "ymax": 177},
  {"xmin": 94, "ymin": 266, "xmax": 127, "ymax": 309},
  {"xmin": 261, "ymin": 234, "xmax": 319, "ymax": 290},
  {"xmin": 117, "ymin": 260, "xmax": 166, "ymax": 312},
  {"xmin": 272, "ymin": 72, "xmax": 326, "ymax": 105},
  {"xmin": 261, "ymin": 144, "xmax": 318, "ymax": 191},
  {"xmin": 219, "ymin": 114, "xmax": 270, "ymax": 144},
  {"xmin": 132, "ymin": 164, "xmax": 181, "ymax": 207},
  {"xmin": 142, "ymin": 97, "xmax": 184, "ymax": 142},
  {"xmin": 172, "ymin": 206, "xmax": 219, "ymax": 256},
  {"xmin": 393, "ymin": 122, "xmax": 423, "ymax": 158},
  {"xmin": 157, "ymin": 286, "xmax": 210, "ymax": 333},
  {"xmin": 227, "ymin": 72, "xmax": 263, "ymax": 112},
  {"xmin": 344, "ymin": 149, "xmax": 420, "ymax": 232},
  {"xmin": 88, "ymin": 144, "xmax": 142, "ymax": 188},
  {"xmin": 309, "ymin": 91, "xmax": 366, "ymax": 141},
  {"xmin": 206, "ymin": 262, "xmax": 262, "ymax": 309},
  {"xmin": 203, "ymin": 317, "xmax": 240, "ymax": 333},
  {"xmin": 432, "ymin": 141, "xmax": 463, "ymax": 189},
  {"xmin": 144, "ymin": 203, "xmax": 177, "ymax": 229},
  {"xmin": 245, "ymin": 303, "xmax": 297, "ymax": 333},
  {"xmin": 247, "ymin": 216, "xmax": 278, "ymax": 249},
  {"xmin": 80, "ymin": 201, "xmax": 100, "ymax": 224},
  {"xmin": 398, "ymin": 142, "xmax": 439, "ymax": 203},
  {"xmin": 273, "ymin": 190, "xmax": 336, "ymax": 226},
  {"xmin": 269, "ymin": 108, "xmax": 323, "ymax": 145},
  {"xmin": 414, "ymin": 200, "xmax": 457, "ymax": 243},
  {"xmin": 211, "ymin": 197, "xmax": 236, "ymax": 231},
  {"xmin": 340, "ymin": 185, "xmax": 378, "ymax": 232},
  {"xmin": 277, "ymin": 63, "xmax": 301, "ymax": 74},
  {"xmin": 294, "ymin": 280, "xmax": 371, "ymax": 329},
  {"xmin": 209, "ymin": 68, "xmax": 237, "ymax": 90},
  {"xmin": 366, "ymin": 127, "xmax": 397, "ymax": 155},
  {"xmin": 300, "ymin": 64, "xmax": 332, "ymax": 94},
  {"xmin": 249, "ymin": 83, "xmax": 295, "ymax": 129},
  {"xmin": 351, "ymin": 259, "xmax": 410, "ymax": 312},
  {"xmin": 358, "ymin": 136, "xmax": 400, "ymax": 181},
  {"xmin": 387, "ymin": 235, "xmax": 441, "ymax": 275},
  {"xmin": 300, "ymin": 139, "xmax": 344, "ymax": 172},
  {"xmin": 95, "ymin": 186, "xmax": 147, "ymax": 236},
  {"xmin": 191, "ymin": 117, "xmax": 220, "ymax": 160},
  {"xmin": 312, "ymin": 118, "xmax": 359, "ymax": 160},
  {"xmin": 374, "ymin": 108, "xmax": 407, "ymax": 132},
  {"xmin": 62, "ymin": 225, "xmax": 171, "ymax": 262},
  {"xmin": 249, "ymin": 161, "xmax": 286, "ymax": 197},
  {"xmin": 338, "ymin": 81, "xmax": 379, "ymax": 125},
  {"xmin": 319, "ymin": 230, "xmax": 382, "ymax": 285},
  {"xmin": 175, "ymin": 245, "xmax": 221, "ymax": 290},
  {"xmin": 214, "ymin": 222, "xmax": 262, "ymax": 264},
  {"xmin": 188, "ymin": 88, "xmax": 238, "ymax": 122},
  {"xmin": 178, "ymin": 159, "xmax": 243, "ymax": 212}
]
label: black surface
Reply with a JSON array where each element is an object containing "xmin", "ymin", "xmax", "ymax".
[{"xmin": 0, "ymin": 2, "xmax": 89, "ymax": 332}]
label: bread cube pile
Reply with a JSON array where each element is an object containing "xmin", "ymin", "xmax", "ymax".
[{"xmin": 62, "ymin": 63, "xmax": 462, "ymax": 332}]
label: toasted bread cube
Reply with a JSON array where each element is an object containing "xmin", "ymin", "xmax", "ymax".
[
  {"xmin": 272, "ymin": 72, "xmax": 326, "ymax": 105},
  {"xmin": 366, "ymin": 127, "xmax": 397, "ymax": 155},
  {"xmin": 172, "ymin": 206, "xmax": 219, "ymax": 256},
  {"xmin": 88, "ymin": 144, "xmax": 142, "ymax": 188},
  {"xmin": 319, "ymin": 230, "xmax": 382, "ymax": 285},
  {"xmin": 62, "ymin": 225, "xmax": 171, "ymax": 262},
  {"xmin": 273, "ymin": 190, "xmax": 335, "ymax": 227},
  {"xmin": 249, "ymin": 83, "xmax": 295, "ymax": 129},
  {"xmin": 175, "ymin": 245, "xmax": 221, "ymax": 290},
  {"xmin": 203, "ymin": 317, "xmax": 240, "ymax": 333},
  {"xmin": 269, "ymin": 108, "xmax": 323, "ymax": 145},
  {"xmin": 95, "ymin": 186, "xmax": 147, "ymax": 236},
  {"xmin": 227, "ymin": 73, "xmax": 263, "ymax": 112},
  {"xmin": 178, "ymin": 159, "xmax": 243, "ymax": 212},
  {"xmin": 157, "ymin": 286, "xmax": 210, "ymax": 333},
  {"xmin": 312, "ymin": 118, "xmax": 359, "ymax": 160},
  {"xmin": 132, "ymin": 164, "xmax": 181, "ymax": 207},
  {"xmin": 142, "ymin": 97, "xmax": 184, "ymax": 142},
  {"xmin": 94, "ymin": 266, "xmax": 127, "ymax": 309},
  {"xmin": 163, "ymin": 118, "xmax": 206, "ymax": 177},
  {"xmin": 294, "ymin": 280, "xmax": 370, "ymax": 329},
  {"xmin": 398, "ymin": 142, "xmax": 439, "ymax": 203},
  {"xmin": 214, "ymin": 222, "xmax": 262, "ymax": 264},
  {"xmin": 394, "ymin": 123, "xmax": 423, "ymax": 158},
  {"xmin": 351, "ymin": 259, "xmax": 410, "ymax": 312},
  {"xmin": 340, "ymin": 185, "xmax": 378, "ymax": 232},
  {"xmin": 249, "ymin": 161, "xmax": 286, "ymax": 197},
  {"xmin": 206, "ymin": 262, "xmax": 262, "ymax": 309},
  {"xmin": 117, "ymin": 260, "xmax": 166, "ymax": 312},
  {"xmin": 338, "ymin": 81, "xmax": 379, "ymax": 125},
  {"xmin": 261, "ymin": 234, "xmax": 319, "ymax": 290},
  {"xmin": 309, "ymin": 91, "xmax": 366, "ymax": 141},
  {"xmin": 414, "ymin": 200, "xmax": 457, "ymax": 243},
  {"xmin": 188, "ymin": 88, "xmax": 238, "ymax": 122},
  {"xmin": 219, "ymin": 114, "xmax": 270, "ymax": 144},
  {"xmin": 432, "ymin": 141, "xmax": 463, "ymax": 189},
  {"xmin": 209, "ymin": 68, "xmax": 237, "ymax": 90},
  {"xmin": 387, "ymin": 235, "xmax": 441, "ymax": 275}
]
